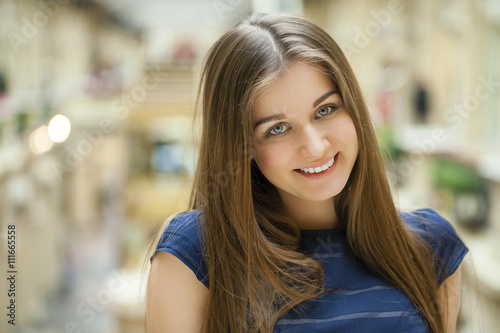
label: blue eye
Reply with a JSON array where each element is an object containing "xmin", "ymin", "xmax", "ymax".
[
  {"xmin": 266, "ymin": 123, "xmax": 288, "ymax": 137},
  {"xmin": 316, "ymin": 105, "xmax": 336, "ymax": 117}
]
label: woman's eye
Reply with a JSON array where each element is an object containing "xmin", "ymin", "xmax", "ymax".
[
  {"xmin": 267, "ymin": 123, "xmax": 288, "ymax": 136},
  {"xmin": 316, "ymin": 105, "xmax": 336, "ymax": 117}
]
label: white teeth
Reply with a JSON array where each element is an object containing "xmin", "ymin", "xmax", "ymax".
[{"xmin": 300, "ymin": 156, "xmax": 335, "ymax": 174}]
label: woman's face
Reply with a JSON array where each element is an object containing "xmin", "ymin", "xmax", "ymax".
[{"xmin": 251, "ymin": 62, "xmax": 359, "ymax": 204}]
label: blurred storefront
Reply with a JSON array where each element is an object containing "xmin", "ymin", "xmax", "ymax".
[
  {"xmin": 0, "ymin": 0, "xmax": 498, "ymax": 332},
  {"xmin": 0, "ymin": 1, "xmax": 142, "ymax": 331}
]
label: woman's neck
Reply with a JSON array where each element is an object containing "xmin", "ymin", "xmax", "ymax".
[{"xmin": 278, "ymin": 191, "xmax": 339, "ymax": 230}]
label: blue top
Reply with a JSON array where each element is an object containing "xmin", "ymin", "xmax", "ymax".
[{"xmin": 152, "ymin": 208, "xmax": 468, "ymax": 332}]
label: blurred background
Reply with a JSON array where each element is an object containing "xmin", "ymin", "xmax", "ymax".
[{"xmin": 0, "ymin": 0, "xmax": 498, "ymax": 332}]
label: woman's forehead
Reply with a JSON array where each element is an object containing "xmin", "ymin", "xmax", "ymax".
[{"xmin": 252, "ymin": 63, "xmax": 336, "ymax": 116}]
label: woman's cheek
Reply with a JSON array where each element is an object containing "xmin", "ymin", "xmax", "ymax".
[{"xmin": 261, "ymin": 143, "xmax": 290, "ymax": 171}]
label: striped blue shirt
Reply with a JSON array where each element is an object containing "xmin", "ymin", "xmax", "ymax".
[{"xmin": 153, "ymin": 208, "xmax": 468, "ymax": 332}]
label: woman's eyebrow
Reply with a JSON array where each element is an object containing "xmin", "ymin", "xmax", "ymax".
[
  {"xmin": 253, "ymin": 113, "xmax": 287, "ymax": 130},
  {"xmin": 313, "ymin": 90, "xmax": 337, "ymax": 108},
  {"xmin": 253, "ymin": 90, "xmax": 338, "ymax": 130}
]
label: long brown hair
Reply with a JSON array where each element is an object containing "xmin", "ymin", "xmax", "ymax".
[{"xmin": 148, "ymin": 13, "xmax": 444, "ymax": 333}]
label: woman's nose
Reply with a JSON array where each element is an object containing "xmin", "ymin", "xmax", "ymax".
[{"xmin": 298, "ymin": 125, "xmax": 330, "ymax": 157}]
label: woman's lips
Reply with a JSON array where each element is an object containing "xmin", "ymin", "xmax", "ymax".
[
  {"xmin": 298, "ymin": 154, "xmax": 337, "ymax": 170},
  {"xmin": 298, "ymin": 155, "xmax": 335, "ymax": 173},
  {"xmin": 294, "ymin": 153, "xmax": 339, "ymax": 178}
]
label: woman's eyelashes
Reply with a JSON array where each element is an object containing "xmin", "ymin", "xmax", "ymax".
[
  {"xmin": 315, "ymin": 104, "xmax": 338, "ymax": 118},
  {"xmin": 266, "ymin": 123, "xmax": 289, "ymax": 137},
  {"xmin": 264, "ymin": 104, "xmax": 338, "ymax": 137}
]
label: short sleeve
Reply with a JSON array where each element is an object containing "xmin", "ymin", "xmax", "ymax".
[
  {"xmin": 402, "ymin": 208, "xmax": 469, "ymax": 287},
  {"xmin": 150, "ymin": 210, "xmax": 209, "ymax": 288}
]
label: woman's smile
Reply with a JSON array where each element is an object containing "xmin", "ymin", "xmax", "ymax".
[{"xmin": 294, "ymin": 152, "xmax": 338, "ymax": 178}]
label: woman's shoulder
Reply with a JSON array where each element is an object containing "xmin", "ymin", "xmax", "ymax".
[
  {"xmin": 400, "ymin": 208, "xmax": 469, "ymax": 285},
  {"xmin": 155, "ymin": 209, "xmax": 205, "ymax": 252},
  {"xmin": 401, "ymin": 207, "xmax": 444, "ymax": 225},
  {"xmin": 400, "ymin": 208, "xmax": 458, "ymax": 238},
  {"xmin": 160, "ymin": 209, "xmax": 204, "ymax": 237},
  {"xmin": 152, "ymin": 209, "xmax": 209, "ymax": 287}
]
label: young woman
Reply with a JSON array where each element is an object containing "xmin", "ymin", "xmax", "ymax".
[{"xmin": 146, "ymin": 13, "xmax": 468, "ymax": 333}]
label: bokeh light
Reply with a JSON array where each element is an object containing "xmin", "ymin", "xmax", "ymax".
[
  {"xmin": 29, "ymin": 125, "xmax": 54, "ymax": 154},
  {"xmin": 48, "ymin": 114, "xmax": 71, "ymax": 143}
]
